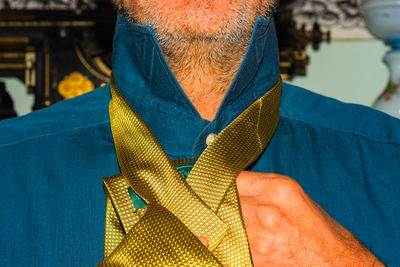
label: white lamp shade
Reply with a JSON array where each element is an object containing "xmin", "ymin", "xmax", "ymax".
[{"xmin": 361, "ymin": 0, "xmax": 400, "ymax": 40}]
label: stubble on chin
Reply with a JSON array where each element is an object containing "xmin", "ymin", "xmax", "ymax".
[{"xmin": 112, "ymin": 0, "xmax": 278, "ymax": 43}]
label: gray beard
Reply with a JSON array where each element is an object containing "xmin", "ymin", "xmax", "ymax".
[
  {"xmin": 111, "ymin": 0, "xmax": 278, "ymax": 42},
  {"xmin": 111, "ymin": 0, "xmax": 278, "ymax": 82}
]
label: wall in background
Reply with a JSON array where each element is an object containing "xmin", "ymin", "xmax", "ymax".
[
  {"xmin": 0, "ymin": 77, "xmax": 34, "ymax": 117},
  {"xmin": 287, "ymin": 39, "xmax": 389, "ymax": 107}
]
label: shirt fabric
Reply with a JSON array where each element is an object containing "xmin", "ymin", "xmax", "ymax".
[{"xmin": 0, "ymin": 15, "xmax": 399, "ymax": 266}]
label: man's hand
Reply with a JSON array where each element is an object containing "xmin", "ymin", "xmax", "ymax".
[{"xmin": 235, "ymin": 171, "xmax": 383, "ymax": 267}]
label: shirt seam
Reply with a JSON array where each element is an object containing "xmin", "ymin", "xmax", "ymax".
[
  {"xmin": 255, "ymin": 100, "xmax": 263, "ymax": 152},
  {"xmin": 0, "ymin": 120, "xmax": 111, "ymax": 149},
  {"xmin": 281, "ymin": 113, "xmax": 400, "ymax": 145},
  {"xmin": 2, "ymin": 113, "xmax": 398, "ymax": 148}
]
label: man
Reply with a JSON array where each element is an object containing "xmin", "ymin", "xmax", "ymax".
[{"xmin": 0, "ymin": 0, "xmax": 399, "ymax": 266}]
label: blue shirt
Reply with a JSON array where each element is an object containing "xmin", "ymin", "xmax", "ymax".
[{"xmin": 1, "ymin": 15, "xmax": 399, "ymax": 266}]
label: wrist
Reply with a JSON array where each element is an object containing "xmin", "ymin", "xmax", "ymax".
[{"xmin": 328, "ymin": 236, "xmax": 384, "ymax": 266}]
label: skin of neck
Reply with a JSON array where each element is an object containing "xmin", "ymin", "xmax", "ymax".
[{"xmin": 160, "ymin": 33, "xmax": 250, "ymax": 120}]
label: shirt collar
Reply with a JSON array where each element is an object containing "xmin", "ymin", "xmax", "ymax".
[{"xmin": 112, "ymin": 14, "xmax": 281, "ymax": 158}]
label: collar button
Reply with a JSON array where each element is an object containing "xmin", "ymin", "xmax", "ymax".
[{"xmin": 206, "ymin": 133, "xmax": 218, "ymax": 146}]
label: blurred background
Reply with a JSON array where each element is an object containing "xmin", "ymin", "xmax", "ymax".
[{"xmin": 0, "ymin": 0, "xmax": 392, "ymax": 119}]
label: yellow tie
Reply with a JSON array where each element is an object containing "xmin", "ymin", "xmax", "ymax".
[{"xmin": 99, "ymin": 75, "xmax": 282, "ymax": 266}]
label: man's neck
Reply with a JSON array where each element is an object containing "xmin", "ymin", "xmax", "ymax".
[{"xmin": 159, "ymin": 36, "xmax": 250, "ymax": 121}]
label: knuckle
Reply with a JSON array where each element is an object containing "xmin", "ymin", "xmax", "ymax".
[
  {"xmin": 257, "ymin": 205, "xmax": 282, "ymax": 227},
  {"xmin": 253, "ymin": 236, "xmax": 271, "ymax": 256},
  {"xmin": 273, "ymin": 176, "xmax": 303, "ymax": 202}
]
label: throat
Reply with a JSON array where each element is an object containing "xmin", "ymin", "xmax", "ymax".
[
  {"xmin": 162, "ymin": 39, "xmax": 247, "ymax": 121},
  {"xmin": 179, "ymin": 77, "xmax": 228, "ymax": 121}
]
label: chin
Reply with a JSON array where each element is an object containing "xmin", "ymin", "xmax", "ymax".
[{"xmin": 125, "ymin": 0, "xmax": 268, "ymax": 39}]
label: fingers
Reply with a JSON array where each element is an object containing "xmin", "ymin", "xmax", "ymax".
[
  {"xmin": 198, "ymin": 236, "xmax": 209, "ymax": 248},
  {"xmin": 236, "ymin": 171, "xmax": 294, "ymax": 198},
  {"xmin": 236, "ymin": 171, "xmax": 271, "ymax": 197},
  {"xmin": 236, "ymin": 171, "xmax": 309, "ymax": 215}
]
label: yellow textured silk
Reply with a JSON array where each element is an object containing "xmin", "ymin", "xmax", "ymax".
[{"xmin": 99, "ymin": 75, "xmax": 282, "ymax": 266}]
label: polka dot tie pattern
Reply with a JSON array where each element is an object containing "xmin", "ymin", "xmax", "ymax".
[{"xmin": 99, "ymin": 74, "xmax": 282, "ymax": 266}]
